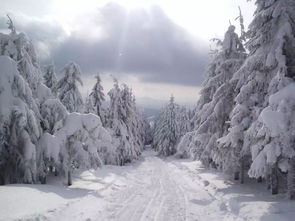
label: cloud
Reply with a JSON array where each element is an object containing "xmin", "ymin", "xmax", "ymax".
[
  {"xmin": 0, "ymin": 13, "xmax": 67, "ymax": 60},
  {"xmin": 49, "ymin": 3, "xmax": 208, "ymax": 86},
  {"xmin": 1, "ymin": 2, "xmax": 208, "ymax": 86}
]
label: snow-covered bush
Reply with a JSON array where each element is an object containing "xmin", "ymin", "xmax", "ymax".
[{"xmin": 39, "ymin": 112, "xmax": 114, "ymax": 185}]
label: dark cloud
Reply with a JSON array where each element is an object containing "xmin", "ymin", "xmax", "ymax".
[
  {"xmin": 50, "ymin": 3, "xmax": 208, "ymax": 86},
  {"xmin": 0, "ymin": 13, "xmax": 66, "ymax": 59},
  {"xmin": 3, "ymin": 3, "xmax": 209, "ymax": 86}
]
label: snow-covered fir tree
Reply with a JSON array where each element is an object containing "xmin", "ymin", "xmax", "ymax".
[
  {"xmin": 121, "ymin": 84, "xmax": 145, "ymax": 151},
  {"xmin": 56, "ymin": 113, "xmax": 110, "ymax": 185},
  {"xmin": 189, "ymin": 25, "xmax": 246, "ymax": 170},
  {"xmin": 56, "ymin": 62, "xmax": 84, "ymax": 113},
  {"xmin": 106, "ymin": 79, "xmax": 144, "ymax": 165},
  {"xmin": 143, "ymin": 119, "xmax": 153, "ymax": 145},
  {"xmin": 84, "ymin": 94, "xmax": 96, "ymax": 114},
  {"xmin": 88, "ymin": 74, "xmax": 106, "ymax": 124},
  {"xmin": 43, "ymin": 64, "xmax": 58, "ymax": 95},
  {"xmin": 176, "ymin": 106, "xmax": 191, "ymax": 138},
  {"xmin": 0, "ymin": 55, "xmax": 41, "ymax": 184},
  {"xmin": 0, "ymin": 18, "xmax": 118, "ymax": 185},
  {"xmin": 0, "ymin": 16, "xmax": 51, "ymax": 104},
  {"xmin": 233, "ymin": 0, "xmax": 295, "ymax": 195},
  {"xmin": 153, "ymin": 96, "xmax": 179, "ymax": 156},
  {"xmin": 0, "ymin": 18, "xmax": 50, "ymax": 184}
]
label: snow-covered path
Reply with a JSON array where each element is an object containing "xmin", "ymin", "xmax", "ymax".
[
  {"xmin": 98, "ymin": 150, "xmax": 237, "ymax": 221},
  {"xmin": 1, "ymin": 149, "xmax": 295, "ymax": 221}
]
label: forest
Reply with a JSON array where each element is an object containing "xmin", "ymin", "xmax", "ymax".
[{"xmin": 1, "ymin": 0, "xmax": 295, "ymax": 220}]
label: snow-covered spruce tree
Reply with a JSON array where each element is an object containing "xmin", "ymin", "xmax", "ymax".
[
  {"xmin": 248, "ymin": 85, "xmax": 295, "ymax": 198},
  {"xmin": 84, "ymin": 94, "xmax": 96, "ymax": 114},
  {"xmin": 189, "ymin": 25, "xmax": 246, "ymax": 170},
  {"xmin": 0, "ymin": 16, "xmax": 118, "ymax": 186},
  {"xmin": 153, "ymin": 96, "xmax": 179, "ymax": 156},
  {"xmin": 107, "ymin": 79, "xmax": 143, "ymax": 165},
  {"xmin": 0, "ymin": 56, "xmax": 41, "ymax": 184},
  {"xmin": 39, "ymin": 98, "xmax": 68, "ymax": 180},
  {"xmin": 233, "ymin": 0, "xmax": 295, "ymax": 196},
  {"xmin": 1, "ymin": 16, "xmax": 51, "ymax": 103},
  {"xmin": 88, "ymin": 74, "xmax": 106, "ymax": 125},
  {"xmin": 56, "ymin": 62, "xmax": 84, "ymax": 113},
  {"xmin": 121, "ymin": 84, "xmax": 145, "ymax": 151},
  {"xmin": 38, "ymin": 109, "xmax": 116, "ymax": 185},
  {"xmin": 176, "ymin": 106, "xmax": 191, "ymax": 138},
  {"xmin": 176, "ymin": 105, "xmax": 199, "ymax": 158},
  {"xmin": 143, "ymin": 119, "xmax": 153, "ymax": 145},
  {"xmin": 0, "ymin": 17, "xmax": 54, "ymax": 184},
  {"xmin": 43, "ymin": 64, "xmax": 58, "ymax": 95}
]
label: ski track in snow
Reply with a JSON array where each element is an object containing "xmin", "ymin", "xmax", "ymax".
[{"xmin": 3, "ymin": 149, "xmax": 295, "ymax": 221}]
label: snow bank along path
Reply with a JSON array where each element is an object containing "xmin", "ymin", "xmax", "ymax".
[{"xmin": 1, "ymin": 149, "xmax": 295, "ymax": 221}]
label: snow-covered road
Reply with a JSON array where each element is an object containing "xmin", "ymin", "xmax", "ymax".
[{"xmin": 1, "ymin": 149, "xmax": 295, "ymax": 221}]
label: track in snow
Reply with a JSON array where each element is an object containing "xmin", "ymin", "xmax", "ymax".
[
  {"xmin": 104, "ymin": 152, "xmax": 187, "ymax": 221},
  {"xmin": 26, "ymin": 150, "xmax": 240, "ymax": 221},
  {"xmin": 98, "ymin": 150, "xmax": 240, "ymax": 221}
]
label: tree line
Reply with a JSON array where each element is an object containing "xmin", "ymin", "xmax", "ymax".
[
  {"xmin": 154, "ymin": 0, "xmax": 295, "ymax": 199},
  {"xmin": 0, "ymin": 17, "xmax": 147, "ymax": 185}
]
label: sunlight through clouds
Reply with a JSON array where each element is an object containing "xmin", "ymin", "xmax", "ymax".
[
  {"xmin": 0, "ymin": 0, "xmax": 255, "ymax": 106},
  {"xmin": 49, "ymin": 0, "xmax": 255, "ymax": 42}
]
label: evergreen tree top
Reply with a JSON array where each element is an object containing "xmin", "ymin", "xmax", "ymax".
[
  {"xmin": 7, "ymin": 14, "xmax": 16, "ymax": 34},
  {"xmin": 95, "ymin": 73, "xmax": 102, "ymax": 83},
  {"xmin": 62, "ymin": 62, "xmax": 83, "ymax": 86},
  {"xmin": 170, "ymin": 95, "xmax": 175, "ymax": 104}
]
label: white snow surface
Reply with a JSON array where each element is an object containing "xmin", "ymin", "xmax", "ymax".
[{"xmin": 1, "ymin": 149, "xmax": 295, "ymax": 221}]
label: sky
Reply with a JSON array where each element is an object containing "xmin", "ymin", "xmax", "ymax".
[{"xmin": 0, "ymin": 0, "xmax": 256, "ymax": 108}]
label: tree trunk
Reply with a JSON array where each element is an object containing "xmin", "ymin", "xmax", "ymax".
[
  {"xmin": 266, "ymin": 174, "xmax": 271, "ymax": 190},
  {"xmin": 234, "ymin": 171, "xmax": 239, "ymax": 180},
  {"xmin": 40, "ymin": 175, "xmax": 47, "ymax": 184},
  {"xmin": 240, "ymin": 157, "xmax": 245, "ymax": 184},
  {"xmin": 54, "ymin": 168, "xmax": 58, "ymax": 176},
  {"xmin": 257, "ymin": 177, "xmax": 263, "ymax": 183},
  {"xmin": 271, "ymin": 164, "xmax": 278, "ymax": 195},
  {"xmin": 266, "ymin": 166, "xmax": 271, "ymax": 190},
  {"xmin": 0, "ymin": 174, "xmax": 4, "ymax": 185},
  {"xmin": 67, "ymin": 170, "xmax": 72, "ymax": 186},
  {"xmin": 288, "ymin": 157, "xmax": 295, "ymax": 200}
]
